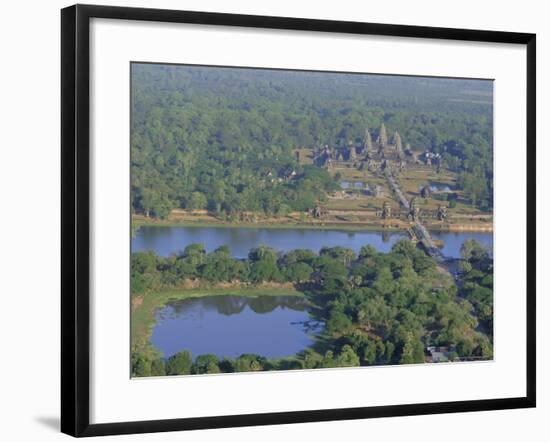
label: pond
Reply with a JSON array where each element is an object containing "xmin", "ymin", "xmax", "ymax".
[
  {"xmin": 418, "ymin": 182, "xmax": 453, "ymax": 193},
  {"xmin": 132, "ymin": 225, "xmax": 493, "ymax": 259},
  {"xmin": 340, "ymin": 181, "xmax": 365, "ymax": 189},
  {"xmin": 150, "ymin": 295, "xmax": 323, "ymax": 359}
]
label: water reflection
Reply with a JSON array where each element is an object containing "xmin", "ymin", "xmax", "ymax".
[
  {"xmin": 151, "ymin": 295, "xmax": 323, "ymax": 359},
  {"xmin": 133, "ymin": 226, "xmax": 493, "ymax": 260},
  {"xmin": 133, "ymin": 226, "xmax": 408, "ymax": 258},
  {"xmin": 166, "ymin": 294, "xmax": 310, "ymax": 317}
]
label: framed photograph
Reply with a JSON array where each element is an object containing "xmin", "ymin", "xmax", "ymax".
[{"xmin": 61, "ymin": 4, "xmax": 536, "ymax": 437}]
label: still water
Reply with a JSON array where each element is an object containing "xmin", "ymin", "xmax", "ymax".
[
  {"xmin": 150, "ymin": 295, "xmax": 322, "ymax": 359},
  {"xmin": 340, "ymin": 181, "xmax": 365, "ymax": 189},
  {"xmin": 140, "ymin": 226, "xmax": 492, "ymax": 360},
  {"xmin": 133, "ymin": 225, "xmax": 493, "ymax": 259},
  {"xmin": 431, "ymin": 231, "xmax": 493, "ymax": 258}
]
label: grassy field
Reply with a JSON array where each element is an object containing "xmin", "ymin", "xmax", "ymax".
[
  {"xmin": 325, "ymin": 166, "xmax": 396, "ymax": 212},
  {"xmin": 296, "ymin": 148, "xmax": 314, "ymax": 165},
  {"xmin": 325, "ymin": 198, "xmax": 384, "ymax": 211},
  {"xmin": 131, "ymin": 286, "xmax": 305, "ymax": 358},
  {"xmin": 133, "ymin": 212, "xmax": 490, "ymax": 233},
  {"xmin": 132, "ymin": 213, "xmax": 409, "ymax": 232},
  {"xmin": 333, "ymin": 166, "xmax": 387, "ymax": 187},
  {"xmin": 398, "ymin": 167, "xmax": 488, "ymax": 214},
  {"xmin": 132, "ymin": 161, "xmax": 492, "ymax": 233},
  {"xmin": 327, "ymin": 165, "xmax": 492, "ymax": 219}
]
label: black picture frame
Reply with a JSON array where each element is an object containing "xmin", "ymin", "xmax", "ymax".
[{"xmin": 61, "ymin": 4, "xmax": 536, "ymax": 437}]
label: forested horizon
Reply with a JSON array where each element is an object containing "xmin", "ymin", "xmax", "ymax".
[{"xmin": 131, "ymin": 63, "xmax": 493, "ymax": 218}]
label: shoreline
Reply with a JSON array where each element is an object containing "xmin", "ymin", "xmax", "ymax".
[
  {"xmin": 132, "ymin": 285, "xmax": 304, "ymax": 357},
  {"xmin": 132, "ymin": 217, "xmax": 494, "ymax": 234}
]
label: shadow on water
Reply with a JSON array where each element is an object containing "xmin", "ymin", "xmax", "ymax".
[{"xmin": 299, "ymin": 287, "xmax": 338, "ymax": 356}]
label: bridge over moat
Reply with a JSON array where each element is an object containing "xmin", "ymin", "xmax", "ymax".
[
  {"xmin": 410, "ymin": 222, "xmax": 446, "ymax": 263},
  {"xmin": 385, "ymin": 170, "xmax": 447, "ymax": 263}
]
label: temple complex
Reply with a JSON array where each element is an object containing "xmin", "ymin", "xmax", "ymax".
[{"xmin": 314, "ymin": 124, "xmax": 420, "ymax": 175}]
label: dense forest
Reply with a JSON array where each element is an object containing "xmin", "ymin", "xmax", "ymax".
[
  {"xmin": 131, "ymin": 239, "xmax": 493, "ymax": 376},
  {"xmin": 131, "ymin": 64, "xmax": 494, "ymax": 218}
]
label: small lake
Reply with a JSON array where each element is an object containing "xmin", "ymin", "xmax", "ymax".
[
  {"xmin": 132, "ymin": 225, "xmax": 492, "ymax": 259},
  {"xmin": 150, "ymin": 295, "xmax": 323, "ymax": 359}
]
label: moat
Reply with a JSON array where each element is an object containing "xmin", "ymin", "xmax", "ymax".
[{"xmin": 132, "ymin": 225, "xmax": 493, "ymax": 260}]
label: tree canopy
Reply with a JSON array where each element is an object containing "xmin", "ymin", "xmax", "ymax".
[
  {"xmin": 131, "ymin": 64, "xmax": 494, "ymax": 217},
  {"xmin": 131, "ymin": 239, "xmax": 493, "ymax": 376}
]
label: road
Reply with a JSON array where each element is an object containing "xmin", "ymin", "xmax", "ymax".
[
  {"xmin": 385, "ymin": 170, "xmax": 445, "ymax": 262},
  {"xmin": 385, "ymin": 171, "xmax": 410, "ymax": 209}
]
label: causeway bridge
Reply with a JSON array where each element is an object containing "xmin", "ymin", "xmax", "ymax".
[
  {"xmin": 411, "ymin": 221, "xmax": 446, "ymax": 263},
  {"xmin": 385, "ymin": 171, "xmax": 446, "ymax": 263}
]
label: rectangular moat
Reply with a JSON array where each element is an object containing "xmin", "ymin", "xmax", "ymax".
[{"xmin": 132, "ymin": 225, "xmax": 493, "ymax": 260}]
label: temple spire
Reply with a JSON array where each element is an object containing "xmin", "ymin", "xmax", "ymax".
[
  {"xmin": 364, "ymin": 127, "xmax": 373, "ymax": 152},
  {"xmin": 394, "ymin": 131, "xmax": 402, "ymax": 152},
  {"xmin": 379, "ymin": 123, "xmax": 388, "ymax": 148}
]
